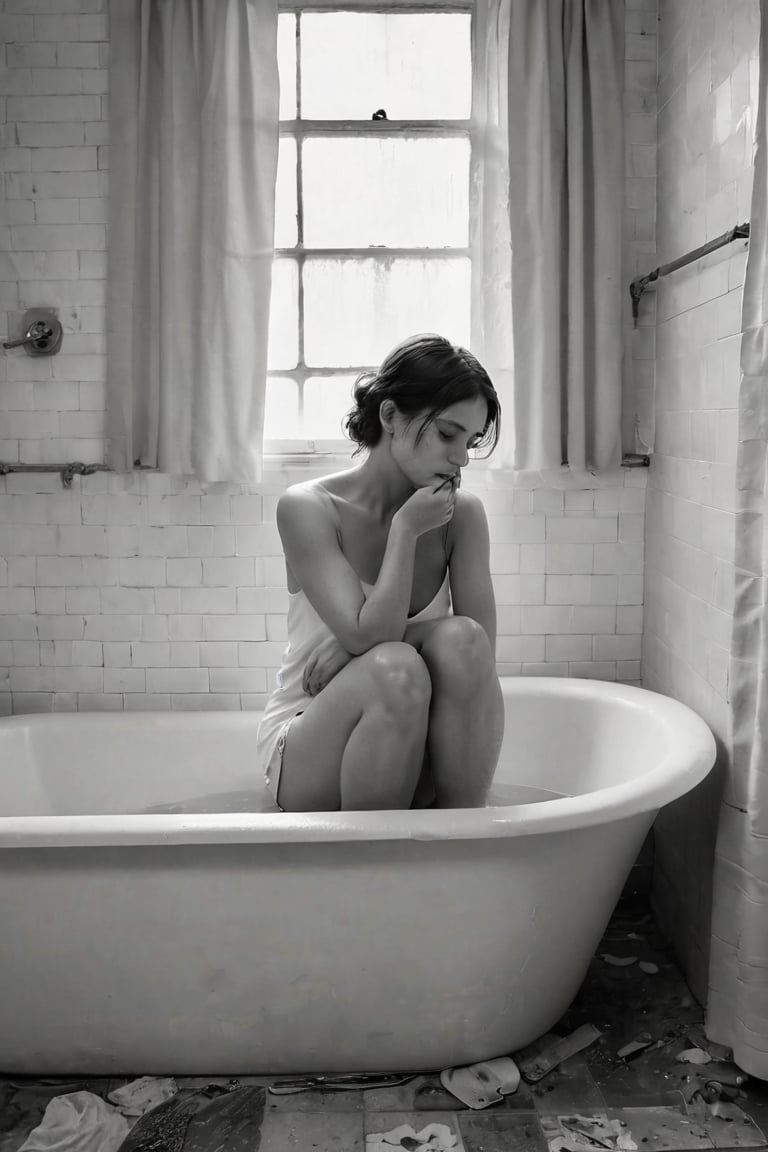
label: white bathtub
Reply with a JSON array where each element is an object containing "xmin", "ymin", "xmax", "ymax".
[{"xmin": 0, "ymin": 677, "xmax": 715, "ymax": 1076}]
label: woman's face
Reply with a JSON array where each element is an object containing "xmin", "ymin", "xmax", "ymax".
[{"xmin": 390, "ymin": 395, "xmax": 489, "ymax": 490}]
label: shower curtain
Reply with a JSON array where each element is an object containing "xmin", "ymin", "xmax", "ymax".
[
  {"xmin": 472, "ymin": 0, "xmax": 625, "ymax": 471},
  {"xmin": 706, "ymin": 0, "xmax": 768, "ymax": 1080},
  {"xmin": 107, "ymin": 0, "xmax": 279, "ymax": 482}
]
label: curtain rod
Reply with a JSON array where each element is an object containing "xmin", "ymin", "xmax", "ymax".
[{"xmin": 630, "ymin": 221, "xmax": 750, "ymax": 322}]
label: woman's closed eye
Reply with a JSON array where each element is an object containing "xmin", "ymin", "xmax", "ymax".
[{"xmin": 437, "ymin": 426, "xmax": 482, "ymax": 450}]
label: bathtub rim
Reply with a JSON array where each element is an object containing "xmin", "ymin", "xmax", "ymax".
[{"xmin": 0, "ymin": 677, "xmax": 716, "ymax": 848}]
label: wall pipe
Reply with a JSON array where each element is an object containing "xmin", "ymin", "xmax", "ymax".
[
  {"xmin": 0, "ymin": 462, "xmax": 112, "ymax": 489},
  {"xmin": 630, "ymin": 222, "xmax": 750, "ymax": 323}
]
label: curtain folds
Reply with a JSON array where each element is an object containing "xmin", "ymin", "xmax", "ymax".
[
  {"xmin": 706, "ymin": 0, "xmax": 768, "ymax": 1080},
  {"xmin": 107, "ymin": 0, "xmax": 279, "ymax": 482},
  {"xmin": 473, "ymin": 0, "xmax": 624, "ymax": 471}
]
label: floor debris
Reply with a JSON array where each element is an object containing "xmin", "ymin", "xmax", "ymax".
[
  {"xmin": 617, "ymin": 1032, "xmax": 653, "ymax": 1061},
  {"xmin": 439, "ymin": 1056, "xmax": 520, "ymax": 1109},
  {"xmin": 676, "ymin": 1048, "xmax": 712, "ymax": 1065},
  {"xmin": 108, "ymin": 1076, "xmax": 179, "ymax": 1116},
  {"xmin": 114, "ymin": 1092, "xmax": 201, "ymax": 1152},
  {"xmin": 365, "ymin": 1121, "xmax": 459, "ymax": 1150},
  {"xmin": 540, "ymin": 1113, "xmax": 638, "ymax": 1152},
  {"xmin": 268, "ymin": 1072, "xmax": 418, "ymax": 1095},
  {"xmin": 517, "ymin": 1023, "xmax": 603, "ymax": 1081},
  {"xmin": 18, "ymin": 1091, "xmax": 130, "ymax": 1152}
]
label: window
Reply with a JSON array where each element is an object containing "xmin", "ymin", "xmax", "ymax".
[{"xmin": 265, "ymin": 2, "xmax": 474, "ymax": 454}]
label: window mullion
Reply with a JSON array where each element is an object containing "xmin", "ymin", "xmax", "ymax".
[{"xmin": 295, "ymin": 12, "xmax": 306, "ymax": 430}]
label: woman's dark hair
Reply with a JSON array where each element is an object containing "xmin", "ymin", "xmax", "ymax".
[{"xmin": 344, "ymin": 333, "xmax": 501, "ymax": 457}]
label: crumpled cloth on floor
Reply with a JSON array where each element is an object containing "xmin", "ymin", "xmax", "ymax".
[
  {"xmin": 18, "ymin": 1091, "xmax": 130, "ymax": 1152},
  {"xmin": 366, "ymin": 1121, "xmax": 459, "ymax": 1150}
]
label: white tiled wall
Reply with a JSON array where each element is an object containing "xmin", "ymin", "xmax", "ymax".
[
  {"xmin": 0, "ymin": 0, "xmax": 648, "ymax": 715},
  {"xmin": 643, "ymin": 0, "xmax": 758, "ymax": 1002}
]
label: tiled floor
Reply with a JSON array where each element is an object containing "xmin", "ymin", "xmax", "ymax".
[{"xmin": 2, "ymin": 898, "xmax": 767, "ymax": 1152}]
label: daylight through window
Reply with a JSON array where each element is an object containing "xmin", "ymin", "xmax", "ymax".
[{"xmin": 265, "ymin": 6, "xmax": 473, "ymax": 452}]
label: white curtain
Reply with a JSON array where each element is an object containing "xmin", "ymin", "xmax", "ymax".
[
  {"xmin": 107, "ymin": 0, "xmax": 279, "ymax": 483},
  {"xmin": 473, "ymin": 0, "xmax": 624, "ymax": 471},
  {"xmin": 707, "ymin": 0, "xmax": 768, "ymax": 1080}
]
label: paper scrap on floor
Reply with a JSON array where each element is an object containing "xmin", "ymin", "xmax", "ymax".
[
  {"xmin": 108, "ymin": 1076, "xmax": 179, "ymax": 1115},
  {"xmin": 366, "ymin": 1121, "xmax": 460, "ymax": 1150},
  {"xmin": 540, "ymin": 1113, "xmax": 638, "ymax": 1152}
]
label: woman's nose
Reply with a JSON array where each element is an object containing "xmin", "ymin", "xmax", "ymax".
[{"xmin": 449, "ymin": 446, "xmax": 469, "ymax": 468}]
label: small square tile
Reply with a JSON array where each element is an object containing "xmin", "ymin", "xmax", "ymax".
[
  {"xmin": 530, "ymin": 1056, "xmax": 606, "ymax": 1116},
  {"xmin": 608, "ymin": 1106, "xmax": 715, "ymax": 1149},
  {"xmin": 592, "ymin": 1058, "xmax": 691, "ymax": 1108},
  {"xmin": 487, "ymin": 1081, "xmax": 540, "ymax": 1112},
  {"xmin": 364, "ymin": 1110, "xmax": 464, "ymax": 1150},
  {"xmin": 364, "ymin": 1077, "xmax": 442, "ymax": 1112},
  {"xmin": 684, "ymin": 1101, "xmax": 767, "ymax": 1149},
  {"xmin": 259, "ymin": 1108, "xmax": 364, "ymax": 1150},
  {"xmin": 735, "ymin": 1093, "xmax": 768, "ymax": 1134},
  {"xmin": 459, "ymin": 1110, "xmax": 549, "ymax": 1152}
]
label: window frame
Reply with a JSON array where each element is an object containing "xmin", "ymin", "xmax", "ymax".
[{"xmin": 265, "ymin": 0, "xmax": 477, "ymax": 462}]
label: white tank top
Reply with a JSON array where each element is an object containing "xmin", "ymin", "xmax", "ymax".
[{"xmin": 256, "ymin": 574, "xmax": 451, "ymax": 773}]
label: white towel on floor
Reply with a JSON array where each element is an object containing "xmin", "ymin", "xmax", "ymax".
[{"xmin": 18, "ymin": 1091, "xmax": 130, "ymax": 1152}]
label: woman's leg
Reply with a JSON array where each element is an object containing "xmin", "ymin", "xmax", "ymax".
[
  {"xmin": 276, "ymin": 642, "xmax": 432, "ymax": 812},
  {"xmin": 407, "ymin": 616, "xmax": 505, "ymax": 807}
]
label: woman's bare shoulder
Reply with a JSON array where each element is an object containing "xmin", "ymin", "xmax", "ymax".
[
  {"xmin": 280, "ymin": 469, "xmax": 353, "ymax": 505},
  {"xmin": 452, "ymin": 487, "xmax": 488, "ymax": 524},
  {"xmin": 277, "ymin": 476, "xmax": 352, "ymax": 543},
  {"xmin": 278, "ymin": 470, "xmax": 361, "ymax": 529}
]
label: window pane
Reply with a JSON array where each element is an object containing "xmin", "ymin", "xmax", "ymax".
[
  {"xmin": 303, "ymin": 257, "xmax": 470, "ymax": 367},
  {"xmin": 277, "ymin": 13, "xmax": 296, "ymax": 120},
  {"xmin": 300, "ymin": 13, "xmax": 471, "ymax": 120},
  {"xmin": 274, "ymin": 137, "xmax": 297, "ymax": 248},
  {"xmin": 267, "ymin": 258, "xmax": 299, "ymax": 370},
  {"xmin": 304, "ymin": 376, "xmax": 358, "ymax": 439},
  {"xmin": 265, "ymin": 377, "xmax": 299, "ymax": 439},
  {"xmin": 303, "ymin": 137, "xmax": 468, "ymax": 248}
]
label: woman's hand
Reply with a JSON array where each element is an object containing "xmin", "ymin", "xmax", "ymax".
[
  {"xmin": 302, "ymin": 634, "xmax": 353, "ymax": 696},
  {"xmin": 393, "ymin": 476, "xmax": 458, "ymax": 538}
]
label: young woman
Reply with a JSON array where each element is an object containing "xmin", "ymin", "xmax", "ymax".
[{"xmin": 256, "ymin": 333, "xmax": 505, "ymax": 812}]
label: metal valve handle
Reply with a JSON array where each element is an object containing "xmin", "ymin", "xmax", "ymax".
[
  {"xmin": 2, "ymin": 313, "xmax": 63, "ymax": 356},
  {"xmin": 3, "ymin": 321, "xmax": 53, "ymax": 349}
]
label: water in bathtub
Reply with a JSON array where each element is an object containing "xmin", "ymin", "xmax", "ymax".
[{"xmin": 138, "ymin": 781, "xmax": 567, "ymax": 814}]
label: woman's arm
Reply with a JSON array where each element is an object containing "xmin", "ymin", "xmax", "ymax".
[
  {"xmin": 276, "ymin": 482, "xmax": 455, "ymax": 656},
  {"xmin": 444, "ymin": 491, "xmax": 497, "ymax": 656}
]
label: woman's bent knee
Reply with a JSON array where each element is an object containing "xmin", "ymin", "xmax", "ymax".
[
  {"xmin": 422, "ymin": 616, "xmax": 491, "ymax": 662},
  {"xmin": 365, "ymin": 642, "xmax": 431, "ymax": 716},
  {"xmin": 420, "ymin": 617, "xmax": 495, "ymax": 691}
]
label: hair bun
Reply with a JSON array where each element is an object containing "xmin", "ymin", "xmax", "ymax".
[{"xmin": 344, "ymin": 373, "xmax": 381, "ymax": 448}]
